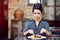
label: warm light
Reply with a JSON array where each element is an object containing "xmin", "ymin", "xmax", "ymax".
[{"xmin": 29, "ymin": 0, "xmax": 41, "ymax": 4}]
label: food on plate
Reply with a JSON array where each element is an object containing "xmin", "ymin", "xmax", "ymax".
[
  {"xmin": 30, "ymin": 35, "xmax": 41, "ymax": 38},
  {"xmin": 34, "ymin": 35, "xmax": 41, "ymax": 38}
]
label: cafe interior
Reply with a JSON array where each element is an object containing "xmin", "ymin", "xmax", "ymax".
[
  {"xmin": 8, "ymin": 0, "xmax": 60, "ymax": 40},
  {"xmin": 0, "ymin": 0, "xmax": 60, "ymax": 40}
]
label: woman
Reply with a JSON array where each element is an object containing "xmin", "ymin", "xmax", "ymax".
[{"xmin": 23, "ymin": 4, "xmax": 52, "ymax": 40}]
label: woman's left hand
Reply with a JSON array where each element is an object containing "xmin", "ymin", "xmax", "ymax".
[{"xmin": 40, "ymin": 28, "xmax": 51, "ymax": 37}]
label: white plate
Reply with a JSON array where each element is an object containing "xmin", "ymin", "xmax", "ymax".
[{"xmin": 27, "ymin": 36, "xmax": 46, "ymax": 39}]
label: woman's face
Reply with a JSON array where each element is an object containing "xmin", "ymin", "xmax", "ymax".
[{"xmin": 33, "ymin": 9, "xmax": 42, "ymax": 20}]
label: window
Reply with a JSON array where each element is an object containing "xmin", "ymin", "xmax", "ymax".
[
  {"xmin": 28, "ymin": 0, "xmax": 42, "ymax": 5},
  {"xmin": 56, "ymin": 0, "xmax": 60, "ymax": 21},
  {"xmin": 43, "ymin": 0, "xmax": 55, "ymax": 20}
]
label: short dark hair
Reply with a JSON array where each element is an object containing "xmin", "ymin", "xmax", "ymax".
[{"xmin": 32, "ymin": 4, "xmax": 43, "ymax": 13}]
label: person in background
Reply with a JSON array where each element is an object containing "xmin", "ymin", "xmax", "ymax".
[
  {"xmin": 23, "ymin": 4, "xmax": 52, "ymax": 40},
  {"xmin": 11, "ymin": 9, "xmax": 30, "ymax": 40},
  {"xmin": 13, "ymin": 9, "xmax": 30, "ymax": 32},
  {"xmin": 11, "ymin": 9, "xmax": 24, "ymax": 40}
]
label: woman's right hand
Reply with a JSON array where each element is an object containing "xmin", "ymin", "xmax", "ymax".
[
  {"xmin": 27, "ymin": 29, "xmax": 34, "ymax": 34},
  {"xmin": 24, "ymin": 29, "xmax": 34, "ymax": 36}
]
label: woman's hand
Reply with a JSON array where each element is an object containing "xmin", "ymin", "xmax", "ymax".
[
  {"xmin": 40, "ymin": 28, "xmax": 47, "ymax": 33},
  {"xmin": 40, "ymin": 28, "xmax": 50, "ymax": 37},
  {"xmin": 28, "ymin": 29, "xmax": 34, "ymax": 34},
  {"xmin": 24, "ymin": 29, "xmax": 34, "ymax": 36}
]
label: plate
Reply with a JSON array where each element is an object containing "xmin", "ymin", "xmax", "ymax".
[{"xmin": 27, "ymin": 35, "xmax": 46, "ymax": 39}]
